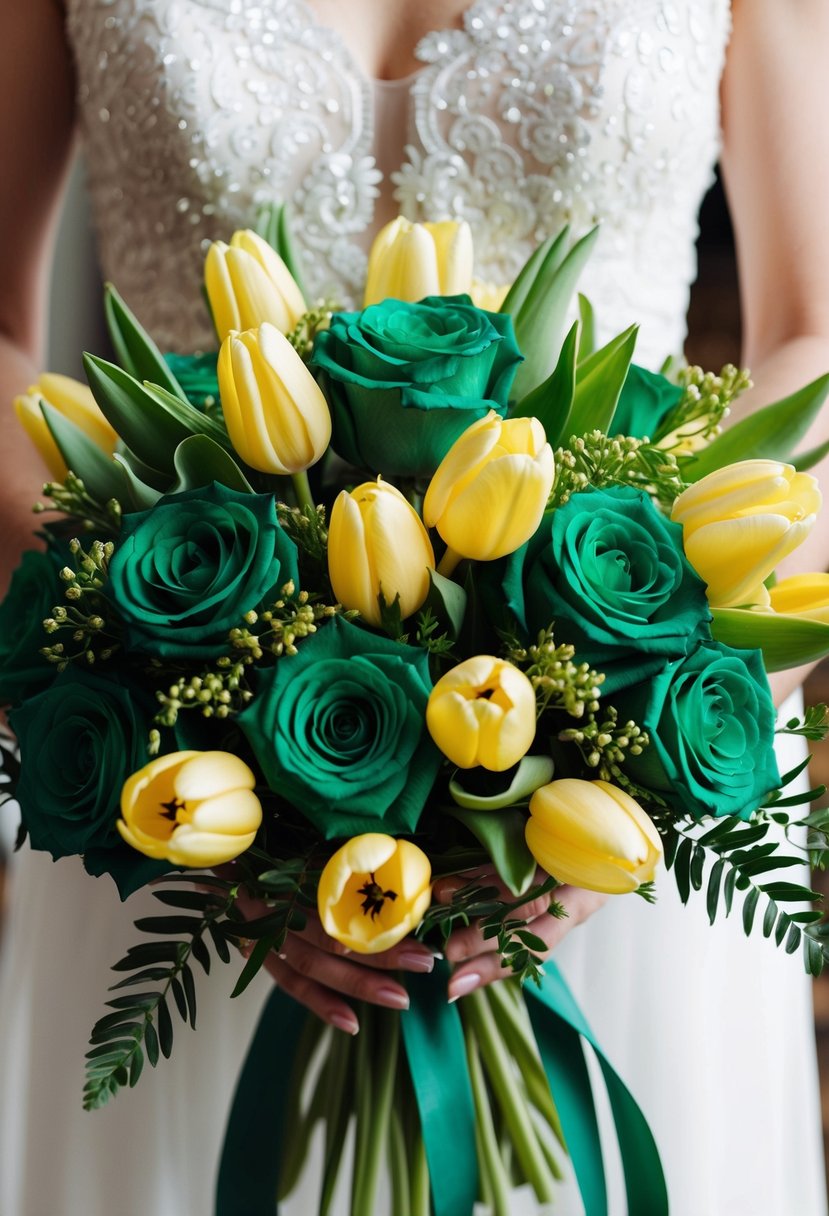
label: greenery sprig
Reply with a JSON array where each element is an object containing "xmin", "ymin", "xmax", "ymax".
[
  {"xmin": 41, "ymin": 538, "xmax": 119, "ymax": 671},
  {"xmin": 559, "ymin": 704, "xmax": 650, "ymax": 782},
  {"xmin": 504, "ymin": 626, "xmax": 603, "ymax": 719},
  {"xmin": 153, "ymin": 658, "xmax": 253, "ymax": 727},
  {"xmin": 229, "ymin": 581, "xmax": 341, "ymax": 661},
  {"xmin": 549, "ymin": 431, "xmax": 685, "ymax": 511},
  {"xmin": 34, "ymin": 471, "xmax": 121, "ymax": 535},
  {"xmin": 653, "ymin": 363, "xmax": 752, "ymax": 452},
  {"xmin": 286, "ymin": 302, "xmax": 335, "ymax": 360}
]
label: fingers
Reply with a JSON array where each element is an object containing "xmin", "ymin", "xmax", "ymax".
[
  {"xmin": 291, "ymin": 910, "xmax": 436, "ymax": 974},
  {"xmin": 279, "ymin": 933, "xmax": 411, "ymax": 1010},
  {"xmin": 262, "ymin": 951, "xmax": 360, "ymax": 1036}
]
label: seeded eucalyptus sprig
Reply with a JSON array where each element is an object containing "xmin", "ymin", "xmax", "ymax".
[
  {"xmin": 559, "ymin": 704, "xmax": 649, "ymax": 782},
  {"xmin": 34, "ymin": 471, "xmax": 122, "ymax": 534},
  {"xmin": 503, "ymin": 626, "xmax": 603, "ymax": 719},
  {"xmin": 153, "ymin": 659, "xmax": 253, "ymax": 727},
  {"xmin": 41, "ymin": 538, "xmax": 120, "ymax": 671},
  {"xmin": 229, "ymin": 580, "xmax": 342, "ymax": 661},
  {"xmin": 549, "ymin": 431, "xmax": 685, "ymax": 510},
  {"xmin": 652, "ymin": 363, "xmax": 752, "ymax": 452}
]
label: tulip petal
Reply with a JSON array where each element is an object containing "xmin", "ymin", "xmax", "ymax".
[
  {"xmin": 173, "ymin": 751, "xmax": 256, "ymax": 801},
  {"xmin": 166, "ymin": 827, "xmax": 257, "ymax": 867},
  {"xmin": 189, "ymin": 788, "xmax": 263, "ymax": 834},
  {"xmin": 227, "ymin": 246, "xmax": 292, "ymax": 333},
  {"xmin": 525, "ymin": 818, "xmax": 642, "ymax": 894},
  {"xmin": 205, "ymin": 242, "xmax": 242, "ymax": 341}
]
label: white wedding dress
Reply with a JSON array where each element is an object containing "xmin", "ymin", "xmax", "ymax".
[{"xmin": 1, "ymin": 1, "xmax": 825, "ymax": 1213}]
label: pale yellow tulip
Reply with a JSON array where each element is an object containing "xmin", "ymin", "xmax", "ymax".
[
  {"xmin": 364, "ymin": 217, "xmax": 474, "ymax": 306},
  {"xmin": 205, "ymin": 229, "xmax": 306, "ymax": 341},
  {"xmin": 426, "ymin": 655, "xmax": 537, "ymax": 771},
  {"xmin": 769, "ymin": 572, "xmax": 829, "ymax": 624},
  {"xmin": 526, "ymin": 778, "xmax": 662, "ymax": 895},
  {"xmin": 14, "ymin": 373, "xmax": 118, "ymax": 480}
]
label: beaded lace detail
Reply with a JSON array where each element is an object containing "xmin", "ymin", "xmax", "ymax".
[{"xmin": 66, "ymin": 0, "xmax": 731, "ymax": 364}]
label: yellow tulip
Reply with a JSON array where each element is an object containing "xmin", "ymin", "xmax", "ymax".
[
  {"xmin": 14, "ymin": 373, "xmax": 118, "ymax": 480},
  {"xmin": 526, "ymin": 778, "xmax": 662, "ymax": 895},
  {"xmin": 671, "ymin": 460, "xmax": 821, "ymax": 607},
  {"xmin": 117, "ymin": 751, "xmax": 262, "ymax": 867},
  {"xmin": 317, "ymin": 833, "xmax": 432, "ymax": 954},
  {"xmin": 423, "ymin": 411, "xmax": 554, "ymax": 568},
  {"xmin": 205, "ymin": 229, "xmax": 307, "ymax": 341},
  {"xmin": 426, "ymin": 655, "xmax": 536, "ymax": 771},
  {"xmin": 328, "ymin": 478, "xmax": 435, "ymax": 627},
  {"xmin": 470, "ymin": 279, "xmax": 510, "ymax": 312},
  {"xmin": 218, "ymin": 322, "xmax": 331, "ymax": 474},
  {"xmin": 364, "ymin": 217, "xmax": 474, "ymax": 306},
  {"xmin": 769, "ymin": 572, "xmax": 829, "ymax": 623}
]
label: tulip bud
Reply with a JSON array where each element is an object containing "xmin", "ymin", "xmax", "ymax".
[
  {"xmin": 328, "ymin": 478, "xmax": 435, "ymax": 627},
  {"xmin": 117, "ymin": 750, "xmax": 262, "ymax": 867},
  {"xmin": 423, "ymin": 411, "xmax": 554, "ymax": 567},
  {"xmin": 426, "ymin": 655, "xmax": 536, "ymax": 771},
  {"xmin": 218, "ymin": 322, "xmax": 331, "ymax": 474},
  {"xmin": 364, "ymin": 217, "xmax": 474, "ymax": 307},
  {"xmin": 14, "ymin": 373, "xmax": 118, "ymax": 480},
  {"xmin": 671, "ymin": 460, "xmax": 821, "ymax": 608},
  {"xmin": 205, "ymin": 229, "xmax": 307, "ymax": 341},
  {"xmin": 769, "ymin": 573, "xmax": 829, "ymax": 624},
  {"xmin": 470, "ymin": 279, "xmax": 510, "ymax": 312},
  {"xmin": 526, "ymin": 778, "xmax": 662, "ymax": 894},
  {"xmin": 317, "ymin": 833, "xmax": 432, "ymax": 954}
]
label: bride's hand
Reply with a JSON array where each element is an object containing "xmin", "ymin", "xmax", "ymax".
[
  {"xmin": 233, "ymin": 889, "xmax": 435, "ymax": 1036},
  {"xmin": 433, "ymin": 868, "xmax": 607, "ymax": 1003}
]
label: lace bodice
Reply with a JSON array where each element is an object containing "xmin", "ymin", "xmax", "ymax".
[{"xmin": 66, "ymin": 0, "xmax": 731, "ymax": 367}]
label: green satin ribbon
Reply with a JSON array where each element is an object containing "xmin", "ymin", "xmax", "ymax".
[{"xmin": 215, "ymin": 962, "xmax": 667, "ymax": 1216}]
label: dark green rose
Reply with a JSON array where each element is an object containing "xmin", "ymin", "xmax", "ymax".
[
  {"xmin": 312, "ymin": 295, "xmax": 523, "ymax": 478},
  {"xmin": 616, "ymin": 642, "xmax": 780, "ymax": 820},
  {"xmin": 10, "ymin": 668, "xmax": 169, "ymax": 896},
  {"xmin": 611, "ymin": 364, "xmax": 683, "ymax": 440},
  {"xmin": 164, "ymin": 351, "xmax": 219, "ymax": 410},
  {"xmin": 239, "ymin": 615, "xmax": 441, "ymax": 838},
  {"xmin": 0, "ymin": 548, "xmax": 63, "ymax": 706},
  {"xmin": 108, "ymin": 481, "xmax": 298, "ymax": 658},
  {"xmin": 499, "ymin": 486, "xmax": 711, "ymax": 694}
]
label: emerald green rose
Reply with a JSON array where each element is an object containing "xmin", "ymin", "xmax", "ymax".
[
  {"xmin": 108, "ymin": 482, "xmax": 298, "ymax": 658},
  {"xmin": 500, "ymin": 485, "xmax": 710, "ymax": 694},
  {"xmin": 239, "ymin": 615, "xmax": 441, "ymax": 837},
  {"xmin": 610, "ymin": 364, "xmax": 683, "ymax": 439},
  {"xmin": 164, "ymin": 351, "xmax": 219, "ymax": 410},
  {"xmin": 616, "ymin": 642, "xmax": 780, "ymax": 820},
  {"xmin": 312, "ymin": 295, "xmax": 523, "ymax": 478},
  {"xmin": 10, "ymin": 668, "xmax": 168, "ymax": 896},
  {"xmin": 0, "ymin": 548, "xmax": 63, "ymax": 706}
]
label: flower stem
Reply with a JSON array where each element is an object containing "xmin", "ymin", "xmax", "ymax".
[
  {"xmin": 462, "ymin": 989, "xmax": 558, "ymax": 1203},
  {"xmin": 351, "ymin": 1004, "xmax": 399, "ymax": 1216},
  {"xmin": 276, "ymin": 1016, "xmax": 328, "ymax": 1200},
  {"xmin": 465, "ymin": 1018, "xmax": 513, "ymax": 1216},
  {"xmin": 291, "ymin": 468, "xmax": 316, "ymax": 514},
  {"xmin": 318, "ymin": 1028, "xmax": 354, "ymax": 1216},
  {"xmin": 436, "ymin": 546, "xmax": 463, "ymax": 578},
  {"xmin": 389, "ymin": 1105, "xmax": 411, "ymax": 1216}
]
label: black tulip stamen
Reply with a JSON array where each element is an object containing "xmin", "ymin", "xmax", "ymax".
[
  {"xmin": 357, "ymin": 873, "xmax": 398, "ymax": 920},
  {"xmin": 160, "ymin": 796, "xmax": 186, "ymax": 822},
  {"xmin": 476, "ymin": 687, "xmax": 495, "ymax": 699}
]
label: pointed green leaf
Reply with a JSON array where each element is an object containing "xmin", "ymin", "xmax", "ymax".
[
  {"xmin": 793, "ymin": 435, "xmax": 829, "ymax": 472},
  {"xmin": 500, "ymin": 227, "xmax": 571, "ymax": 319},
  {"xmin": 422, "ymin": 568, "xmax": 468, "ymax": 639},
  {"xmin": 511, "ymin": 321, "xmax": 578, "ymax": 449},
  {"xmin": 142, "ymin": 382, "xmax": 230, "ymax": 449},
  {"xmin": 104, "ymin": 284, "xmax": 187, "ymax": 399},
  {"xmin": 41, "ymin": 402, "xmax": 123, "ymax": 503},
  {"xmin": 448, "ymin": 806, "xmax": 537, "ymax": 896},
  {"xmin": 684, "ymin": 373, "xmax": 829, "ymax": 482},
  {"xmin": 577, "ymin": 293, "xmax": 595, "ymax": 361},
  {"xmin": 510, "ymin": 226, "xmax": 601, "ymax": 401},
  {"xmin": 168, "ymin": 434, "xmax": 254, "ymax": 495},
  {"xmin": 710, "ymin": 607, "xmax": 829, "ymax": 672},
  {"xmin": 566, "ymin": 324, "xmax": 639, "ymax": 440},
  {"xmin": 83, "ymin": 354, "xmax": 191, "ymax": 471},
  {"xmin": 111, "ymin": 454, "xmax": 163, "ymax": 511}
]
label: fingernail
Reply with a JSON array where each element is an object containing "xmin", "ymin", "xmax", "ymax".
[
  {"xmin": 377, "ymin": 986, "xmax": 410, "ymax": 1010},
  {"xmin": 330, "ymin": 1013, "xmax": 360, "ymax": 1036},
  {"xmin": 398, "ymin": 949, "xmax": 435, "ymax": 973},
  {"xmin": 448, "ymin": 972, "xmax": 481, "ymax": 1003}
]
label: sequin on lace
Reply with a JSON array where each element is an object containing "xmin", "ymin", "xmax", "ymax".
[{"xmin": 65, "ymin": 0, "xmax": 730, "ymax": 364}]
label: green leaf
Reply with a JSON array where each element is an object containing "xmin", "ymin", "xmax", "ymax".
[
  {"xmin": 128, "ymin": 1047, "xmax": 144, "ymax": 1088},
  {"xmin": 684, "ymin": 373, "xmax": 829, "ymax": 482},
  {"xmin": 168, "ymin": 434, "xmax": 254, "ymax": 495},
  {"xmin": 170, "ymin": 976, "xmax": 187, "ymax": 1022},
  {"xmin": 181, "ymin": 962, "xmax": 197, "ymax": 1029},
  {"xmin": 500, "ymin": 227, "xmax": 571, "ymax": 319},
  {"xmin": 144, "ymin": 1021, "xmax": 160, "ymax": 1068},
  {"xmin": 104, "ymin": 284, "xmax": 187, "ymax": 399},
  {"xmin": 510, "ymin": 226, "xmax": 600, "ymax": 401},
  {"xmin": 448, "ymin": 806, "xmax": 538, "ymax": 896},
  {"xmin": 255, "ymin": 201, "xmax": 310, "ymax": 301},
  {"xmin": 422, "ymin": 568, "xmax": 468, "ymax": 639},
  {"xmin": 742, "ymin": 885, "xmax": 760, "ymax": 934},
  {"xmin": 141, "ymin": 382, "xmax": 230, "ymax": 449},
  {"xmin": 157, "ymin": 997, "xmax": 174, "ymax": 1058},
  {"xmin": 111, "ymin": 453, "xmax": 163, "ymax": 510},
  {"xmin": 673, "ymin": 836, "xmax": 693, "ymax": 904},
  {"xmin": 41, "ymin": 402, "xmax": 123, "ymax": 502},
  {"xmin": 567, "ymin": 324, "xmax": 639, "ymax": 440},
  {"xmin": 449, "ymin": 754, "xmax": 554, "ymax": 811},
  {"xmin": 511, "ymin": 321, "xmax": 578, "ymax": 447},
  {"xmin": 134, "ymin": 915, "xmax": 207, "ymax": 935},
  {"xmin": 707, "ymin": 857, "xmax": 725, "ymax": 925},
  {"xmin": 710, "ymin": 607, "xmax": 829, "ymax": 672},
  {"xmin": 760, "ymin": 881, "xmax": 821, "ymax": 902},
  {"xmin": 793, "ymin": 435, "xmax": 829, "ymax": 472},
  {"xmin": 83, "ymin": 354, "xmax": 193, "ymax": 472},
  {"xmin": 153, "ymin": 888, "xmax": 215, "ymax": 911},
  {"xmin": 577, "ymin": 294, "xmax": 595, "ymax": 361},
  {"xmin": 231, "ymin": 935, "xmax": 276, "ymax": 998}
]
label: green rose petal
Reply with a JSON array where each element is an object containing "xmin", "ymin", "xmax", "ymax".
[{"xmin": 0, "ymin": 547, "xmax": 67, "ymax": 706}]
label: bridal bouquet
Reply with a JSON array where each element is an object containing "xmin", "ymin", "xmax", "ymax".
[{"xmin": 5, "ymin": 212, "xmax": 829, "ymax": 1216}]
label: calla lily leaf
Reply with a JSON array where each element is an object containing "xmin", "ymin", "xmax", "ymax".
[
  {"xmin": 500, "ymin": 226, "xmax": 571, "ymax": 319},
  {"xmin": 567, "ymin": 324, "xmax": 639, "ymax": 441},
  {"xmin": 710, "ymin": 607, "xmax": 829, "ymax": 672},
  {"xmin": 104, "ymin": 284, "xmax": 187, "ymax": 400},
  {"xmin": 423, "ymin": 568, "xmax": 468, "ymax": 640},
  {"xmin": 168, "ymin": 435, "xmax": 254, "ymax": 495},
  {"xmin": 83, "ymin": 354, "xmax": 192, "ymax": 472},
  {"xmin": 577, "ymin": 292, "xmax": 596, "ymax": 361},
  {"xmin": 141, "ymin": 382, "xmax": 230, "ymax": 450},
  {"xmin": 685, "ymin": 373, "xmax": 829, "ymax": 482},
  {"xmin": 511, "ymin": 320, "xmax": 578, "ymax": 447},
  {"xmin": 41, "ymin": 402, "xmax": 124, "ymax": 503},
  {"xmin": 447, "ymin": 801, "xmax": 540, "ymax": 897}
]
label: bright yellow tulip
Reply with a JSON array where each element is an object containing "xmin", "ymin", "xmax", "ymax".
[
  {"xmin": 205, "ymin": 229, "xmax": 307, "ymax": 341},
  {"xmin": 423, "ymin": 411, "xmax": 554, "ymax": 568},
  {"xmin": 14, "ymin": 373, "xmax": 118, "ymax": 480},
  {"xmin": 328, "ymin": 478, "xmax": 435, "ymax": 627},
  {"xmin": 117, "ymin": 750, "xmax": 262, "ymax": 867},
  {"xmin": 769, "ymin": 572, "xmax": 829, "ymax": 624},
  {"xmin": 218, "ymin": 322, "xmax": 331, "ymax": 474},
  {"xmin": 671, "ymin": 460, "xmax": 821, "ymax": 608},
  {"xmin": 526, "ymin": 778, "xmax": 662, "ymax": 895},
  {"xmin": 426, "ymin": 655, "xmax": 536, "ymax": 771},
  {"xmin": 317, "ymin": 833, "xmax": 432, "ymax": 954},
  {"xmin": 364, "ymin": 217, "xmax": 474, "ymax": 306}
]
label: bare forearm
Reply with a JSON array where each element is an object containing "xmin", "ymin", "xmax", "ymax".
[{"xmin": 0, "ymin": 335, "xmax": 51, "ymax": 597}]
